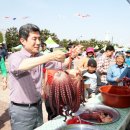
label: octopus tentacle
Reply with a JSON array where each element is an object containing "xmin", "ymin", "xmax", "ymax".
[
  {"xmin": 72, "ymin": 79, "xmax": 81, "ymax": 112},
  {"xmin": 54, "ymin": 80, "xmax": 60, "ymax": 114},
  {"xmin": 44, "ymin": 70, "xmax": 85, "ymax": 121},
  {"xmin": 65, "ymin": 84, "xmax": 73, "ymax": 107},
  {"xmin": 59, "ymin": 80, "xmax": 68, "ymax": 106},
  {"xmin": 49, "ymin": 84, "xmax": 56, "ymax": 117}
]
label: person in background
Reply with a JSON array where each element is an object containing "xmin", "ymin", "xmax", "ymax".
[
  {"xmin": 72, "ymin": 45, "xmax": 84, "ymax": 69},
  {"xmin": 125, "ymin": 50, "xmax": 130, "ymax": 78},
  {"xmin": 107, "ymin": 52, "xmax": 128, "ymax": 86},
  {"xmin": 49, "ymin": 48, "xmax": 53, "ymax": 52},
  {"xmin": 83, "ymin": 59, "xmax": 101, "ymax": 98},
  {"xmin": 78, "ymin": 47, "xmax": 95, "ymax": 71},
  {"xmin": 8, "ymin": 23, "xmax": 65, "ymax": 130},
  {"xmin": 96, "ymin": 49, "xmax": 105, "ymax": 60},
  {"xmin": 0, "ymin": 55, "xmax": 7, "ymax": 90},
  {"xmin": 2, "ymin": 43, "xmax": 8, "ymax": 59},
  {"xmin": 97, "ymin": 45, "xmax": 115, "ymax": 84},
  {"xmin": 125, "ymin": 50, "xmax": 130, "ymax": 67},
  {"xmin": 40, "ymin": 40, "xmax": 50, "ymax": 55},
  {"xmin": 81, "ymin": 47, "xmax": 87, "ymax": 57},
  {"xmin": 66, "ymin": 42, "xmax": 75, "ymax": 51},
  {"xmin": 0, "ymin": 43, "xmax": 7, "ymax": 61}
]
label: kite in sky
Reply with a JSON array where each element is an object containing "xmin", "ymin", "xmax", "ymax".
[
  {"xmin": 76, "ymin": 13, "xmax": 90, "ymax": 19},
  {"xmin": 3, "ymin": 16, "xmax": 29, "ymax": 20},
  {"xmin": 4, "ymin": 16, "xmax": 10, "ymax": 19},
  {"xmin": 22, "ymin": 16, "xmax": 29, "ymax": 19}
]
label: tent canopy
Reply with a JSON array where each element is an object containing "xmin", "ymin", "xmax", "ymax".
[{"xmin": 45, "ymin": 37, "xmax": 59, "ymax": 48}]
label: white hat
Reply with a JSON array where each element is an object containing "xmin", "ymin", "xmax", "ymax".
[{"xmin": 115, "ymin": 52, "xmax": 125, "ymax": 59}]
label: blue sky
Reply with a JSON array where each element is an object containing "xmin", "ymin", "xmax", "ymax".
[{"xmin": 0, "ymin": 0, "xmax": 130, "ymax": 46}]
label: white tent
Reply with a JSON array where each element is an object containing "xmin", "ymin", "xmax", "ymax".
[{"xmin": 45, "ymin": 37, "xmax": 59, "ymax": 48}]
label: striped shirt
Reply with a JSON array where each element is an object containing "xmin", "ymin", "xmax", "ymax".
[{"xmin": 97, "ymin": 53, "xmax": 112, "ymax": 83}]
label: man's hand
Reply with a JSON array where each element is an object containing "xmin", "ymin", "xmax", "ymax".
[
  {"xmin": 2, "ymin": 77, "xmax": 7, "ymax": 90},
  {"xmin": 51, "ymin": 50, "xmax": 65, "ymax": 62}
]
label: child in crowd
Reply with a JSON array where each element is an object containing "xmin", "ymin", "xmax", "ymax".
[{"xmin": 83, "ymin": 59, "xmax": 101, "ymax": 98}]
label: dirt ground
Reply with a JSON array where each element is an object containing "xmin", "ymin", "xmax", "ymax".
[
  {"xmin": 0, "ymin": 77, "xmax": 48, "ymax": 130},
  {"xmin": 0, "ymin": 60, "xmax": 48, "ymax": 130},
  {"xmin": 0, "ymin": 75, "xmax": 11, "ymax": 130}
]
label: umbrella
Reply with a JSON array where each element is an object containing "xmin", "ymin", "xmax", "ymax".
[{"xmin": 45, "ymin": 37, "xmax": 59, "ymax": 48}]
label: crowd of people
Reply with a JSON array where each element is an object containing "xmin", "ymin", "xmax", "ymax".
[{"xmin": 0, "ymin": 23, "xmax": 130, "ymax": 130}]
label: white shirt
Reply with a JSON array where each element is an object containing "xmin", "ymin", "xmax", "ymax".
[{"xmin": 83, "ymin": 72, "xmax": 97, "ymax": 91}]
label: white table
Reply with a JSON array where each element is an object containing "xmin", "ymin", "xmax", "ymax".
[{"xmin": 35, "ymin": 94, "xmax": 130, "ymax": 130}]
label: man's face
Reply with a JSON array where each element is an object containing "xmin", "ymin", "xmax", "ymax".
[
  {"xmin": 20, "ymin": 32, "xmax": 41, "ymax": 55},
  {"xmin": 107, "ymin": 50, "xmax": 114, "ymax": 57}
]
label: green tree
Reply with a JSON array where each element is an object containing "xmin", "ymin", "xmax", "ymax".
[
  {"xmin": 41, "ymin": 29, "xmax": 60, "ymax": 44},
  {"xmin": 50, "ymin": 33, "xmax": 60, "ymax": 44},
  {"xmin": 59, "ymin": 39, "xmax": 70, "ymax": 49},
  {"xmin": 88, "ymin": 39, "xmax": 97, "ymax": 47},
  {"xmin": 0, "ymin": 31, "xmax": 3, "ymax": 43},
  {"xmin": 41, "ymin": 29, "xmax": 50, "ymax": 40},
  {"xmin": 5, "ymin": 27, "xmax": 19, "ymax": 51}
]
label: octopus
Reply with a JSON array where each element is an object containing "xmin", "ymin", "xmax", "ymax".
[
  {"xmin": 123, "ymin": 77, "xmax": 130, "ymax": 87},
  {"xmin": 79, "ymin": 110, "xmax": 113, "ymax": 123},
  {"xmin": 43, "ymin": 69, "xmax": 85, "ymax": 121}
]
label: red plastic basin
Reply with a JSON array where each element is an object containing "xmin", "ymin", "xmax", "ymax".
[{"xmin": 99, "ymin": 85, "xmax": 130, "ymax": 108}]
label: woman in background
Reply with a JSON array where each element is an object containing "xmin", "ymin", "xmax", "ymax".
[{"xmin": 107, "ymin": 52, "xmax": 128, "ymax": 86}]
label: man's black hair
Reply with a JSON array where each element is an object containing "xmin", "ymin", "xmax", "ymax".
[
  {"xmin": 19, "ymin": 23, "xmax": 40, "ymax": 40},
  {"xmin": 106, "ymin": 45, "xmax": 115, "ymax": 51}
]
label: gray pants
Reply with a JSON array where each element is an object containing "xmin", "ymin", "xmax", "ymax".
[{"xmin": 9, "ymin": 100, "xmax": 43, "ymax": 130}]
